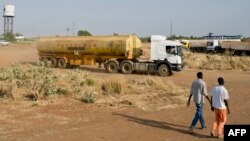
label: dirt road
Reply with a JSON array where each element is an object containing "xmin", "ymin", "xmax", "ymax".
[{"xmin": 0, "ymin": 45, "xmax": 250, "ymax": 141}]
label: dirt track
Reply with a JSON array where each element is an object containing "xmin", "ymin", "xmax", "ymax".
[{"xmin": 0, "ymin": 45, "xmax": 250, "ymax": 141}]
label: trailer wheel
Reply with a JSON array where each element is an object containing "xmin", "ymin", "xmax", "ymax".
[
  {"xmin": 106, "ymin": 61, "xmax": 118, "ymax": 73},
  {"xmin": 241, "ymin": 51, "xmax": 247, "ymax": 56},
  {"xmin": 158, "ymin": 64, "xmax": 170, "ymax": 76},
  {"xmin": 50, "ymin": 58, "xmax": 57, "ymax": 68},
  {"xmin": 120, "ymin": 61, "xmax": 133, "ymax": 74},
  {"xmin": 58, "ymin": 58, "xmax": 67, "ymax": 68}
]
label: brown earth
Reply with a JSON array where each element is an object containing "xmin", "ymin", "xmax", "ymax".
[{"xmin": 0, "ymin": 44, "xmax": 250, "ymax": 141}]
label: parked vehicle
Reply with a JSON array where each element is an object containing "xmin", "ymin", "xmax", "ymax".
[
  {"xmin": 0, "ymin": 40, "xmax": 11, "ymax": 46},
  {"xmin": 37, "ymin": 35, "xmax": 184, "ymax": 76},
  {"xmin": 206, "ymin": 40, "xmax": 250, "ymax": 55},
  {"xmin": 189, "ymin": 40, "xmax": 207, "ymax": 52},
  {"xmin": 180, "ymin": 40, "xmax": 190, "ymax": 50}
]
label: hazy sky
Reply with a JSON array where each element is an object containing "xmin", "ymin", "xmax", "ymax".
[{"xmin": 0, "ymin": 0, "xmax": 250, "ymax": 37}]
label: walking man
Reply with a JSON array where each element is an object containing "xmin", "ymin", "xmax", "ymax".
[
  {"xmin": 210, "ymin": 77, "xmax": 230, "ymax": 138},
  {"xmin": 187, "ymin": 72, "xmax": 211, "ymax": 133}
]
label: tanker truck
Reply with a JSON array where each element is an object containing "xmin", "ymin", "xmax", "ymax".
[{"xmin": 37, "ymin": 35, "xmax": 184, "ymax": 76}]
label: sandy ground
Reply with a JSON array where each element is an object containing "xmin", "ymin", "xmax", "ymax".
[{"xmin": 0, "ymin": 44, "xmax": 250, "ymax": 141}]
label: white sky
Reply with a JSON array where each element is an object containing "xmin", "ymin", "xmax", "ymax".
[{"xmin": 1, "ymin": 0, "xmax": 250, "ymax": 37}]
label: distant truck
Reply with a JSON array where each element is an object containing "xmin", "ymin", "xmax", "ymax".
[
  {"xmin": 37, "ymin": 35, "xmax": 184, "ymax": 76},
  {"xmin": 189, "ymin": 40, "xmax": 207, "ymax": 52},
  {"xmin": 179, "ymin": 40, "xmax": 207, "ymax": 52},
  {"xmin": 180, "ymin": 40, "xmax": 190, "ymax": 50},
  {"xmin": 206, "ymin": 40, "xmax": 250, "ymax": 55}
]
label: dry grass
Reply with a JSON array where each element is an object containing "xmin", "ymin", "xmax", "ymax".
[
  {"xmin": 95, "ymin": 76, "xmax": 188, "ymax": 110},
  {"xmin": 101, "ymin": 80, "xmax": 125, "ymax": 95},
  {"xmin": 184, "ymin": 51, "xmax": 250, "ymax": 71},
  {"xmin": 145, "ymin": 77, "xmax": 188, "ymax": 95},
  {"xmin": 141, "ymin": 43, "xmax": 150, "ymax": 58},
  {"xmin": 0, "ymin": 62, "xmax": 189, "ymax": 110},
  {"xmin": 141, "ymin": 43, "xmax": 250, "ymax": 71}
]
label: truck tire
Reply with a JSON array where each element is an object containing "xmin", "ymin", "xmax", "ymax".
[
  {"xmin": 50, "ymin": 58, "xmax": 57, "ymax": 68},
  {"xmin": 120, "ymin": 61, "xmax": 133, "ymax": 74},
  {"xmin": 241, "ymin": 51, "xmax": 247, "ymax": 56},
  {"xmin": 158, "ymin": 64, "xmax": 170, "ymax": 76},
  {"xmin": 58, "ymin": 58, "xmax": 67, "ymax": 68},
  {"xmin": 106, "ymin": 61, "xmax": 118, "ymax": 73}
]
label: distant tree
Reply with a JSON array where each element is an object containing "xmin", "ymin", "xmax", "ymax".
[
  {"xmin": 242, "ymin": 37, "xmax": 250, "ymax": 42},
  {"xmin": 77, "ymin": 30, "xmax": 92, "ymax": 36},
  {"xmin": 190, "ymin": 36, "xmax": 200, "ymax": 40},
  {"xmin": 140, "ymin": 37, "xmax": 151, "ymax": 43},
  {"xmin": 15, "ymin": 33, "xmax": 23, "ymax": 37},
  {"xmin": 4, "ymin": 32, "xmax": 16, "ymax": 42},
  {"xmin": 168, "ymin": 35, "xmax": 200, "ymax": 40},
  {"xmin": 168, "ymin": 35, "xmax": 177, "ymax": 40},
  {"xmin": 113, "ymin": 33, "xmax": 119, "ymax": 36}
]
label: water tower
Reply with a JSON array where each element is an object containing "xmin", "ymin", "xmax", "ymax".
[{"xmin": 3, "ymin": 4, "xmax": 15, "ymax": 34}]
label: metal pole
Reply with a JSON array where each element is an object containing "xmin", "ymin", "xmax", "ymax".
[
  {"xmin": 170, "ymin": 21, "xmax": 172, "ymax": 37},
  {"xmin": 11, "ymin": 17, "xmax": 13, "ymax": 33},
  {"xmin": 4, "ymin": 17, "xmax": 6, "ymax": 34}
]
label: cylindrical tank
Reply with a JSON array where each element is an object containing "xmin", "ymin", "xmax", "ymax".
[
  {"xmin": 3, "ymin": 4, "xmax": 15, "ymax": 17},
  {"xmin": 37, "ymin": 35, "xmax": 142, "ymax": 59}
]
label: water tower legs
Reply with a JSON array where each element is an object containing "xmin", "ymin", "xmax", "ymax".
[{"xmin": 4, "ymin": 17, "xmax": 14, "ymax": 34}]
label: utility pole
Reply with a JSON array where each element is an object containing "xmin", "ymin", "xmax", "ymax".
[{"xmin": 170, "ymin": 21, "xmax": 173, "ymax": 37}]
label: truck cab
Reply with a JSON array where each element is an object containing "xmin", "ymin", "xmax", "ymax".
[
  {"xmin": 206, "ymin": 40, "xmax": 227, "ymax": 53},
  {"xmin": 206, "ymin": 40, "xmax": 221, "ymax": 52},
  {"xmin": 105, "ymin": 35, "xmax": 184, "ymax": 76},
  {"xmin": 180, "ymin": 40, "xmax": 190, "ymax": 50},
  {"xmin": 150, "ymin": 35, "xmax": 184, "ymax": 72}
]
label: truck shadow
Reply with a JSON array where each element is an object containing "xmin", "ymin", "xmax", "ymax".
[
  {"xmin": 113, "ymin": 113, "xmax": 213, "ymax": 139},
  {"xmin": 18, "ymin": 62, "xmax": 167, "ymax": 77},
  {"xmin": 79, "ymin": 66, "xmax": 161, "ymax": 77},
  {"xmin": 19, "ymin": 61, "xmax": 39, "ymax": 66}
]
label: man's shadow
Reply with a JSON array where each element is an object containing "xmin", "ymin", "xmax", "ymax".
[{"xmin": 113, "ymin": 113, "xmax": 213, "ymax": 139}]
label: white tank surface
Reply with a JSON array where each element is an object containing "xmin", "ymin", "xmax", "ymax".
[{"xmin": 3, "ymin": 4, "xmax": 15, "ymax": 17}]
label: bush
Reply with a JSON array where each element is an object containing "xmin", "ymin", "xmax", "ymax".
[
  {"xmin": 28, "ymin": 62, "xmax": 58, "ymax": 99},
  {"xmin": 81, "ymin": 91, "xmax": 96, "ymax": 103},
  {"xmin": 0, "ymin": 68, "xmax": 12, "ymax": 82},
  {"xmin": 0, "ymin": 84, "xmax": 12, "ymax": 98},
  {"xmin": 66, "ymin": 69, "xmax": 87, "ymax": 95},
  {"xmin": 57, "ymin": 87, "xmax": 70, "ymax": 95},
  {"xmin": 86, "ymin": 78, "xmax": 95, "ymax": 86},
  {"xmin": 78, "ymin": 30, "xmax": 92, "ymax": 36},
  {"xmin": 101, "ymin": 80, "xmax": 123, "ymax": 95},
  {"xmin": 4, "ymin": 32, "xmax": 16, "ymax": 42},
  {"xmin": 11, "ymin": 63, "xmax": 28, "ymax": 88}
]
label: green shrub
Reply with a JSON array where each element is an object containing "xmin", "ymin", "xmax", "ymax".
[
  {"xmin": 86, "ymin": 78, "xmax": 95, "ymax": 86},
  {"xmin": 66, "ymin": 69, "xmax": 87, "ymax": 95},
  {"xmin": 57, "ymin": 87, "xmax": 70, "ymax": 95},
  {"xmin": 81, "ymin": 91, "xmax": 96, "ymax": 103},
  {"xmin": 0, "ymin": 68, "xmax": 12, "ymax": 82},
  {"xmin": 11, "ymin": 64, "xmax": 28, "ymax": 88}
]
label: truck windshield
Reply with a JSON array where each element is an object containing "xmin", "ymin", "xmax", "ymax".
[
  {"xmin": 166, "ymin": 46, "xmax": 176, "ymax": 54},
  {"xmin": 177, "ymin": 46, "xmax": 183, "ymax": 56},
  {"xmin": 207, "ymin": 42, "xmax": 213, "ymax": 46}
]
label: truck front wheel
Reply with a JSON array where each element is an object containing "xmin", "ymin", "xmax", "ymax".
[
  {"xmin": 121, "ymin": 61, "xmax": 133, "ymax": 74},
  {"xmin": 58, "ymin": 58, "xmax": 67, "ymax": 68},
  {"xmin": 158, "ymin": 64, "xmax": 170, "ymax": 76},
  {"xmin": 106, "ymin": 61, "xmax": 118, "ymax": 73}
]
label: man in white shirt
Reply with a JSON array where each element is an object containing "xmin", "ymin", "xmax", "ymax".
[{"xmin": 210, "ymin": 77, "xmax": 230, "ymax": 138}]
